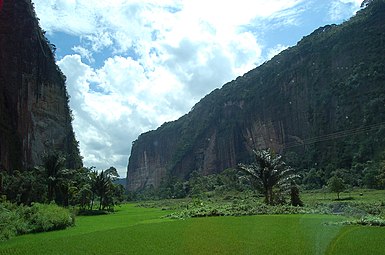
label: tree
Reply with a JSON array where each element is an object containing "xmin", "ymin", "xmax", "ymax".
[
  {"xmin": 89, "ymin": 167, "xmax": 120, "ymax": 210},
  {"xmin": 219, "ymin": 168, "xmax": 240, "ymax": 191},
  {"xmin": 68, "ymin": 167, "xmax": 93, "ymax": 207},
  {"xmin": 2, "ymin": 168, "xmax": 46, "ymax": 204},
  {"xmin": 104, "ymin": 167, "xmax": 119, "ymax": 181},
  {"xmin": 41, "ymin": 152, "xmax": 66, "ymax": 203},
  {"xmin": 327, "ymin": 175, "xmax": 345, "ymax": 200},
  {"xmin": 188, "ymin": 171, "xmax": 205, "ymax": 198},
  {"xmin": 56, "ymin": 168, "xmax": 77, "ymax": 206},
  {"xmin": 290, "ymin": 183, "xmax": 303, "ymax": 206},
  {"xmin": 89, "ymin": 169, "xmax": 98, "ymax": 210},
  {"xmin": 303, "ymin": 168, "xmax": 325, "ymax": 190},
  {"xmin": 95, "ymin": 170, "xmax": 110, "ymax": 210},
  {"xmin": 238, "ymin": 148, "xmax": 298, "ymax": 205},
  {"xmin": 76, "ymin": 183, "xmax": 92, "ymax": 210}
]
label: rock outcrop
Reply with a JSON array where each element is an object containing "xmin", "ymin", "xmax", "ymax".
[
  {"xmin": 0, "ymin": 0, "xmax": 82, "ymax": 171},
  {"xmin": 127, "ymin": 0, "xmax": 385, "ymax": 191}
]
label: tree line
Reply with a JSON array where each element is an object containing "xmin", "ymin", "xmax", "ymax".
[
  {"xmin": 131, "ymin": 149, "xmax": 303, "ymax": 206},
  {"xmin": 0, "ymin": 152, "xmax": 124, "ymax": 211},
  {"xmin": 132, "ymin": 148, "xmax": 385, "ymax": 204}
]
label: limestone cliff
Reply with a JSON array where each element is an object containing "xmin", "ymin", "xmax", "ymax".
[
  {"xmin": 0, "ymin": 0, "xmax": 82, "ymax": 171},
  {"xmin": 127, "ymin": 0, "xmax": 385, "ymax": 191}
]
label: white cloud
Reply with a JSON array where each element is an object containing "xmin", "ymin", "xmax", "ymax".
[
  {"xmin": 57, "ymin": 53, "xmax": 188, "ymax": 175},
  {"xmin": 72, "ymin": 45, "xmax": 94, "ymax": 62},
  {"xmin": 32, "ymin": 0, "xmax": 361, "ymax": 177}
]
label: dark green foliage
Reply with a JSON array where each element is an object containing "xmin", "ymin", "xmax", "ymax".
[
  {"xmin": 302, "ymin": 168, "xmax": 325, "ymax": 190},
  {"xmin": 132, "ymin": 168, "xmax": 249, "ymax": 200},
  {"xmin": 377, "ymin": 161, "xmax": 385, "ymax": 188},
  {"xmin": 41, "ymin": 152, "xmax": 66, "ymax": 203},
  {"xmin": 187, "ymin": 171, "xmax": 206, "ymax": 198},
  {"xmin": 290, "ymin": 184, "xmax": 303, "ymax": 206},
  {"xmin": 1, "ymin": 160, "xmax": 123, "ymax": 212},
  {"xmin": 300, "ymin": 159, "xmax": 385, "ymax": 191},
  {"xmin": 1, "ymin": 168, "xmax": 46, "ymax": 205},
  {"xmin": 157, "ymin": 177, "xmax": 187, "ymax": 199}
]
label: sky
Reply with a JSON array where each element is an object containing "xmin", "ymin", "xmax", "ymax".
[{"xmin": 31, "ymin": 0, "xmax": 363, "ymax": 177}]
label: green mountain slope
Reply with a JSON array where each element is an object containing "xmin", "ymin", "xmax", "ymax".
[{"xmin": 127, "ymin": 0, "xmax": 385, "ymax": 191}]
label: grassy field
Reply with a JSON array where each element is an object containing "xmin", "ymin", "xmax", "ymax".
[
  {"xmin": 1, "ymin": 202, "xmax": 385, "ymax": 255},
  {"xmin": 301, "ymin": 188, "xmax": 385, "ymax": 205}
]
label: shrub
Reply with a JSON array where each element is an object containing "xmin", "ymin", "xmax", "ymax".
[
  {"xmin": 0, "ymin": 201, "xmax": 74, "ymax": 241},
  {"xmin": 0, "ymin": 201, "xmax": 30, "ymax": 241},
  {"xmin": 340, "ymin": 216, "xmax": 385, "ymax": 227},
  {"xmin": 26, "ymin": 203, "xmax": 75, "ymax": 232},
  {"xmin": 165, "ymin": 198, "xmax": 316, "ymax": 219}
]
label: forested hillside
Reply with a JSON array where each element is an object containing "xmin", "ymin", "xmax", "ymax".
[{"xmin": 127, "ymin": 0, "xmax": 385, "ymax": 191}]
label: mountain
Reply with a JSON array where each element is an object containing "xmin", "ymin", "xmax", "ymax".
[
  {"xmin": 0, "ymin": 0, "xmax": 82, "ymax": 171},
  {"xmin": 127, "ymin": 0, "xmax": 385, "ymax": 191}
]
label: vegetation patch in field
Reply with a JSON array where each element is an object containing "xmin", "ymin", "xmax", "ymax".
[
  {"xmin": 339, "ymin": 215, "xmax": 385, "ymax": 227},
  {"xmin": 0, "ymin": 201, "xmax": 74, "ymax": 241},
  {"xmin": 165, "ymin": 200, "xmax": 315, "ymax": 219}
]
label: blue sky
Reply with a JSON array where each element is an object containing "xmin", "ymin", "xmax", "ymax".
[{"xmin": 32, "ymin": 0, "xmax": 363, "ymax": 177}]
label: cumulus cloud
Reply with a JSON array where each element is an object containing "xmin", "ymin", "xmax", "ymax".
[
  {"xmin": 59, "ymin": 55, "xmax": 147, "ymax": 173},
  {"xmin": 72, "ymin": 45, "xmax": 94, "ymax": 62},
  {"xmin": 31, "ymin": 0, "xmax": 360, "ymax": 176},
  {"xmin": 58, "ymin": 52, "xmax": 197, "ymax": 174}
]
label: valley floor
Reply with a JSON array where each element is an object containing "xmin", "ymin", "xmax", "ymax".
[{"xmin": 1, "ymin": 201, "xmax": 385, "ymax": 255}]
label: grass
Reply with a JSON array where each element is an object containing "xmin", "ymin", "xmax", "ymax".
[
  {"xmin": 301, "ymin": 188, "xmax": 385, "ymax": 205},
  {"xmin": 1, "ymin": 202, "xmax": 385, "ymax": 254}
]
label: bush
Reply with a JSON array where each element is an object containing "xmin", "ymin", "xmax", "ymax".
[
  {"xmin": 340, "ymin": 216, "xmax": 385, "ymax": 227},
  {"xmin": 165, "ymin": 198, "xmax": 316, "ymax": 219},
  {"xmin": 0, "ymin": 201, "xmax": 30, "ymax": 241},
  {"xmin": 0, "ymin": 201, "xmax": 74, "ymax": 241},
  {"xmin": 26, "ymin": 203, "xmax": 75, "ymax": 232}
]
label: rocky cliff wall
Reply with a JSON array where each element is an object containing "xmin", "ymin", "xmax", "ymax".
[
  {"xmin": 0, "ymin": 0, "xmax": 81, "ymax": 171},
  {"xmin": 127, "ymin": 0, "xmax": 385, "ymax": 191}
]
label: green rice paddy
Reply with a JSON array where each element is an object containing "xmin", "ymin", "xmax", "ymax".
[{"xmin": 0, "ymin": 204, "xmax": 384, "ymax": 255}]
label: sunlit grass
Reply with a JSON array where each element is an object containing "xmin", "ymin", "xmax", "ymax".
[
  {"xmin": 325, "ymin": 226, "xmax": 385, "ymax": 255},
  {"xmin": 1, "ymin": 203, "xmax": 385, "ymax": 254},
  {"xmin": 301, "ymin": 188, "xmax": 385, "ymax": 205}
]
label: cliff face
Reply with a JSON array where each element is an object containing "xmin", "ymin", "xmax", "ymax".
[
  {"xmin": 127, "ymin": 0, "xmax": 385, "ymax": 191},
  {"xmin": 0, "ymin": 0, "xmax": 82, "ymax": 171}
]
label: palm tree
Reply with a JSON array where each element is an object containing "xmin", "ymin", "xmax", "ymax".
[
  {"xmin": 89, "ymin": 169, "xmax": 98, "ymax": 210},
  {"xmin": 96, "ymin": 170, "xmax": 110, "ymax": 210},
  {"xmin": 238, "ymin": 148, "xmax": 298, "ymax": 205},
  {"xmin": 42, "ymin": 152, "xmax": 66, "ymax": 203},
  {"xmin": 89, "ymin": 167, "xmax": 119, "ymax": 210}
]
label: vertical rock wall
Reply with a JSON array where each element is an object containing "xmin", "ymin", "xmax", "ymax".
[{"xmin": 0, "ymin": 0, "xmax": 81, "ymax": 171}]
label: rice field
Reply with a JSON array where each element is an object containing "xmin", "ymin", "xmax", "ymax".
[{"xmin": 1, "ymin": 203, "xmax": 384, "ymax": 255}]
